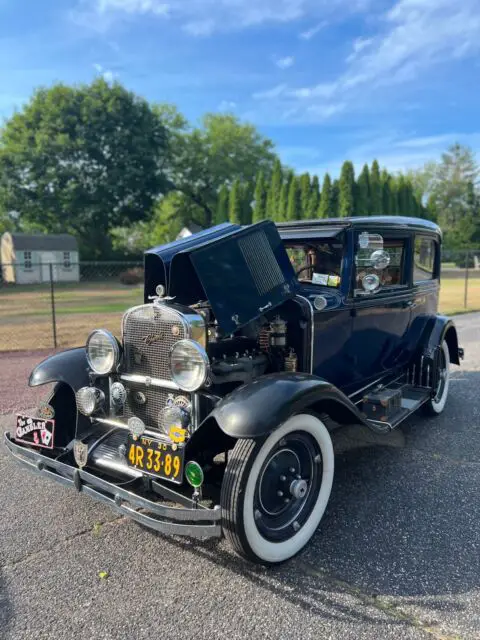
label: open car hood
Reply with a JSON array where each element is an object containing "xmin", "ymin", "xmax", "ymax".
[{"xmin": 145, "ymin": 221, "xmax": 299, "ymax": 334}]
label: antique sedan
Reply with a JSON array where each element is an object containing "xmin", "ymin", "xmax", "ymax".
[{"xmin": 5, "ymin": 216, "xmax": 463, "ymax": 564}]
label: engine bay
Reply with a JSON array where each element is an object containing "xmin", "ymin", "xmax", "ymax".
[{"xmin": 191, "ymin": 298, "xmax": 310, "ymax": 391}]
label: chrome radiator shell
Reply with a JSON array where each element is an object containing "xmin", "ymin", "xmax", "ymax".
[{"xmin": 119, "ymin": 301, "xmax": 206, "ymax": 433}]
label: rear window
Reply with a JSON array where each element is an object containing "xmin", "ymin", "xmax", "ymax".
[{"xmin": 414, "ymin": 237, "xmax": 436, "ymax": 282}]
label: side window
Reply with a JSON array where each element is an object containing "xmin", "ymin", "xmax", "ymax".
[
  {"xmin": 414, "ymin": 237, "xmax": 436, "ymax": 282},
  {"xmin": 285, "ymin": 242, "xmax": 342, "ymax": 287},
  {"xmin": 24, "ymin": 251, "xmax": 32, "ymax": 270},
  {"xmin": 355, "ymin": 234, "xmax": 407, "ymax": 295},
  {"xmin": 63, "ymin": 251, "xmax": 71, "ymax": 269}
]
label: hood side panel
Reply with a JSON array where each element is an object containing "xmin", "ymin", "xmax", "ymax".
[{"xmin": 189, "ymin": 221, "xmax": 298, "ymax": 334}]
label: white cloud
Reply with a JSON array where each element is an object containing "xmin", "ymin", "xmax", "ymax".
[
  {"xmin": 299, "ymin": 20, "xmax": 327, "ymax": 40},
  {"xmin": 182, "ymin": 19, "xmax": 215, "ymax": 36},
  {"xmin": 346, "ymin": 36, "xmax": 373, "ymax": 62},
  {"xmin": 93, "ymin": 62, "xmax": 116, "ymax": 82},
  {"xmin": 275, "ymin": 56, "xmax": 295, "ymax": 69},
  {"xmin": 218, "ymin": 100, "xmax": 237, "ymax": 111},
  {"xmin": 81, "ymin": 0, "xmax": 368, "ymax": 35},
  {"xmin": 253, "ymin": 84, "xmax": 287, "ymax": 100},
  {"xmin": 255, "ymin": 0, "xmax": 480, "ymax": 120}
]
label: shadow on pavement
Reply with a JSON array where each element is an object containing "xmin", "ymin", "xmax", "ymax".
[{"xmin": 150, "ymin": 370, "xmax": 479, "ymax": 625}]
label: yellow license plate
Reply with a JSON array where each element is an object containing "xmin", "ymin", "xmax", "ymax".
[{"xmin": 127, "ymin": 436, "xmax": 184, "ymax": 484}]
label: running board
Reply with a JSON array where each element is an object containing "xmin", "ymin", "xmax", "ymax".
[{"xmin": 365, "ymin": 385, "xmax": 431, "ymax": 432}]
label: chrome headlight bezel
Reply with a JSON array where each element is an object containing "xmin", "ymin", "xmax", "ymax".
[
  {"xmin": 169, "ymin": 339, "xmax": 210, "ymax": 392},
  {"xmin": 86, "ymin": 329, "xmax": 121, "ymax": 375}
]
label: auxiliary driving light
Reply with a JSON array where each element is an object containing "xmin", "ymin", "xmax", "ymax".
[
  {"xmin": 76, "ymin": 387, "xmax": 105, "ymax": 416},
  {"xmin": 185, "ymin": 461, "xmax": 204, "ymax": 488}
]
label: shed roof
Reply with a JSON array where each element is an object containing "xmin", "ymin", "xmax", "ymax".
[{"xmin": 9, "ymin": 233, "xmax": 78, "ymax": 251}]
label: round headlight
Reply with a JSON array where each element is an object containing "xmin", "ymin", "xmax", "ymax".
[
  {"xmin": 169, "ymin": 339, "xmax": 209, "ymax": 392},
  {"xmin": 86, "ymin": 330, "xmax": 120, "ymax": 375}
]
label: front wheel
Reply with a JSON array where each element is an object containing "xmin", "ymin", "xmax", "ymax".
[
  {"xmin": 422, "ymin": 340, "xmax": 450, "ymax": 416},
  {"xmin": 220, "ymin": 414, "xmax": 334, "ymax": 564}
]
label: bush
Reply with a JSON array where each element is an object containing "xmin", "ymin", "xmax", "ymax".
[{"xmin": 119, "ymin": 267, "xmax": 144, "ymax": 285}]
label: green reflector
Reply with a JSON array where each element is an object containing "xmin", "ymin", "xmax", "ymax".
[{"xmin": 185, "ymin": 461, "xmax": 204, "ymax": 488}]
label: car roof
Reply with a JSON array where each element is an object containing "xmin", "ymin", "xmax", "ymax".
[{"xmin": 276, "ymin": 216, "xmax": 441, "ymax": 238}]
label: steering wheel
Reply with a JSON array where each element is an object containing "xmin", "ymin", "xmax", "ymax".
[{"xmin": 295, "ymin": 265, "xmax": 313, "ymax": 278}]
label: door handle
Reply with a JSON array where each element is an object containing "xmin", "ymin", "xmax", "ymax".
[{"xmin": 403, "ymin": 300, "xmax": 417, "ymax": 309}]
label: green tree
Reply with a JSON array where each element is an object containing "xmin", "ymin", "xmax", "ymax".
[
  {"xmin": 155, "ymin": 106, "xmax": 276, "ymax": 228},
  {"xmin": 279, "ymin": 171, "xmax": 293, "ymax": 221},
  {"xmin": 286, "ymin": 176, "xmax": 301, "ymax": 222},
  {"xmin": 216, "ymin": 184, "xmax": 229, "ymax": 224},
  {"xmin": 307, "ymin": 175, "xmax": 320, "ymax": 218},
  {"xmin": 370, "ymin": 159, "xmax": 382, "ymax": 214},
  {"xmin": 252, "ymin": 171, "xmax": 267, "ymax": 223},
  {"xmin": 318, "ymin": 173, "xmax": 332, "ymax": 218},
  {"xmin": 240, "ymin": 181, "xmax": 253, "ymax": 224},
  {"xmin": 339, "ymin": 161, "xmax": 355, "ymax": 217},
  {"xmin": 267, "ymin": 158, "xmax": 283, "ymax": 220},
  {"xmin": 381, "ymin": 169, "xmax": 391, "ymax": 216},
  {"xmin": 331, "ymin": 179, "xmax": 340, "ymax": 217},
  {"xmin": 0, "ymin": 79, "xmax": 169, "ymax": 259},
  {"xmin": 299, "ymin": 173, "xmax": 311, "ymax": 219},
  {"xmin": 229, "ymin": 179, "xmax": 242, "ymax": 224},
  {"xmin": 356, "ymin": 164, "xmax": 371, "ymax": 216}
]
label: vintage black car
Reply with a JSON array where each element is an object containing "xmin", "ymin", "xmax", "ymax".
[{"xmin": 5, "ymin": 216, "xmax": 463, "ymax": 564}]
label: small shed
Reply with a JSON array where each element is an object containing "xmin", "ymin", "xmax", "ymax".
[
  {"xmin": 1, "ymin": 232, "xmax": 80, "ymax": 284},
  {"xmin": 176, "ymin": 223, "xmax": 203, "ymax": 240}
]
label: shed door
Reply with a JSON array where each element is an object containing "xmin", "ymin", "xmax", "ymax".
[{"xmin": 40, "ymin": 252, "xmax": 57, "ymax": 282}]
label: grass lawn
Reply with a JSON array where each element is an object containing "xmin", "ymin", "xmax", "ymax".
[{"xmin": 0, "ymin": 278, "xmax": 479, "ymax": 352}]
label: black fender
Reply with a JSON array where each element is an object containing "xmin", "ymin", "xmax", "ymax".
[
  {"xmin": 209, "ymin": 372, "xmax": 370, "ymax": 440},
  {"xmin": 29, "ymin": 347, "xmax": 90, "ymax": 389},
  {"xmin": 29, "ymin": 348, "xmax": 91, "ymax": 441},
  {"xmin": 419, "ymin": 315, "xmax": 461, "ymax": 365}
]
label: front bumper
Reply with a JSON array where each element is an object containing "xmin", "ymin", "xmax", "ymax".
[{"xmin": 4, "ymin": 432, "xmax": 222, "ymax": 540}]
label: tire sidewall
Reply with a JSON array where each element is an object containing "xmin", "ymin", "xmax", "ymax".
[
  {"xmin": 429, "ymin": 341, "xmax": 450, "ymax": 414},
  {"xmin": 241, "ymin": 414, "xmax": 334, "ymax": 564}
]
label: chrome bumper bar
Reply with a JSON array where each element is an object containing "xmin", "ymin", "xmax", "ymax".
[{"xmin": 4, "ymin": 432, "xmax": 222, "ymax": 540}]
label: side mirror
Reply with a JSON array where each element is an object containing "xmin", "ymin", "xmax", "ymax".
[{"xmin": 370, "ymin": 249, "xmax": 390, "ymax": 270}]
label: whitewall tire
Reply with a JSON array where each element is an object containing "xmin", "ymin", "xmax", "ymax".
[
  {"xmin": 423, "ymin": 340, "xmax": 450, "ymax": 416},
  {"xmin": 220, "ymin": 414, "xmax": 334, "ymax": 564}
]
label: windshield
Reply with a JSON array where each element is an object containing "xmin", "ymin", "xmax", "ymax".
[{"xmin": 284, "ymin": 241, "xmax": 343, "ymax": 287}]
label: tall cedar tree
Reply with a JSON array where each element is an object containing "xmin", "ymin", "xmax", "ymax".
[
  {"xmin": 318, "ymin": 173, "xmax": 332, "ymax": 218},
  {"xmin": 228, "ymin": 179, "xmax": 242, "ymax": 224},
  {"xmin": 215, "ymin": 184, "xmax": 229, "ymax": 224},
  {"xmin": 389, "ymin": 177, "xmax": 398, "ymax": 215},
  {"xmin": 286, "ymin": 176, "xmax": 302, "ymax": 221},
  {"xmin": 279, "ymin": 172, "xmax": 293, "ymax": 222},
  {"xmin": 307, "ymin": 175, "xmax": 320, "ymax": 218},
  {"xmin": 267, "ymin": 158, "xmax": 283, "ymax": 220},
  {"xmin": 331, "ymin": 179, "xmax": 340, "ymax": 217},
  {"xmin": 240, "ymin": 181, "xmax": 253, "ymax": 224},
  {"xmin": 380, "ymin": 169, "xmax": 391, "ymax": 216},
  {"xmin": 356, "ymin": 164, "xmax": 371, "ymax": 216},
  {"xmin": 299, "ymin": 173, "xmax": 311, "ymax": 219},
  {"xmin": 252, "ymin": 171, "xmax": 267, "ymax": 222},
  {"xmin": 339, "ymin": 161, "xmax": 356, "ymax": 217},
  {"xmin": 370, "ymin": 160, "xmax": 382, "ymax": 214}
]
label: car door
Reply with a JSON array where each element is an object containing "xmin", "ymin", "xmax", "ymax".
[{"xmin": 345, "ymin": 229, "xmax": 413, "ymax": 392}]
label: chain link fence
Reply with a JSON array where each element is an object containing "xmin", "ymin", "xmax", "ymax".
[
  {"xmin": 1, "ymin": 251, "xmax": 480, "ymax": 355},
  {"xmin": 0, "ymin": 262, "xmax": 144, "ymax": 352}
]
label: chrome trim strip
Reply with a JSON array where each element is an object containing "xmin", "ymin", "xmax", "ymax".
[
  {"xmin": 296, "ymin": 294, "xmax": 314, "ymax": 374},
  {"xmin": 95, "ymin": 417, "xmax": 171, "ymax": 441},
  {"xmin": 120, "ymin": 374, "xmax": 181, "ymax": 390},
  {"xmin": 4, "ymin": 432, "xmax": 222, "ymax": 539}
]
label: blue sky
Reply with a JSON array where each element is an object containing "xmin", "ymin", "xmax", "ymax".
[{"xmin": 1, "ymin": 0, "xmax": 480, "ymax": 178}]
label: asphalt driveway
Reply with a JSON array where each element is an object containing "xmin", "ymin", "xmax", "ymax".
[{"xmin": 1, "ymin": 313, "xmax": 479, "ymax": 640}]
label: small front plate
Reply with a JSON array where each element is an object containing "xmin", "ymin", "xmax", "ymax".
[{"xmin": 15, "ymin": 414, "xmax": 55, "ymax": 449}]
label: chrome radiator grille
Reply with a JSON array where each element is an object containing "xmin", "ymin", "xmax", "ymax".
[
  {"xmin": 123, "ymin": 385, "xmax": 189, "ymax": 433},
  {"xmin": 122, "ymin": 304, "xmax": 188, "ymax": 380}
]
